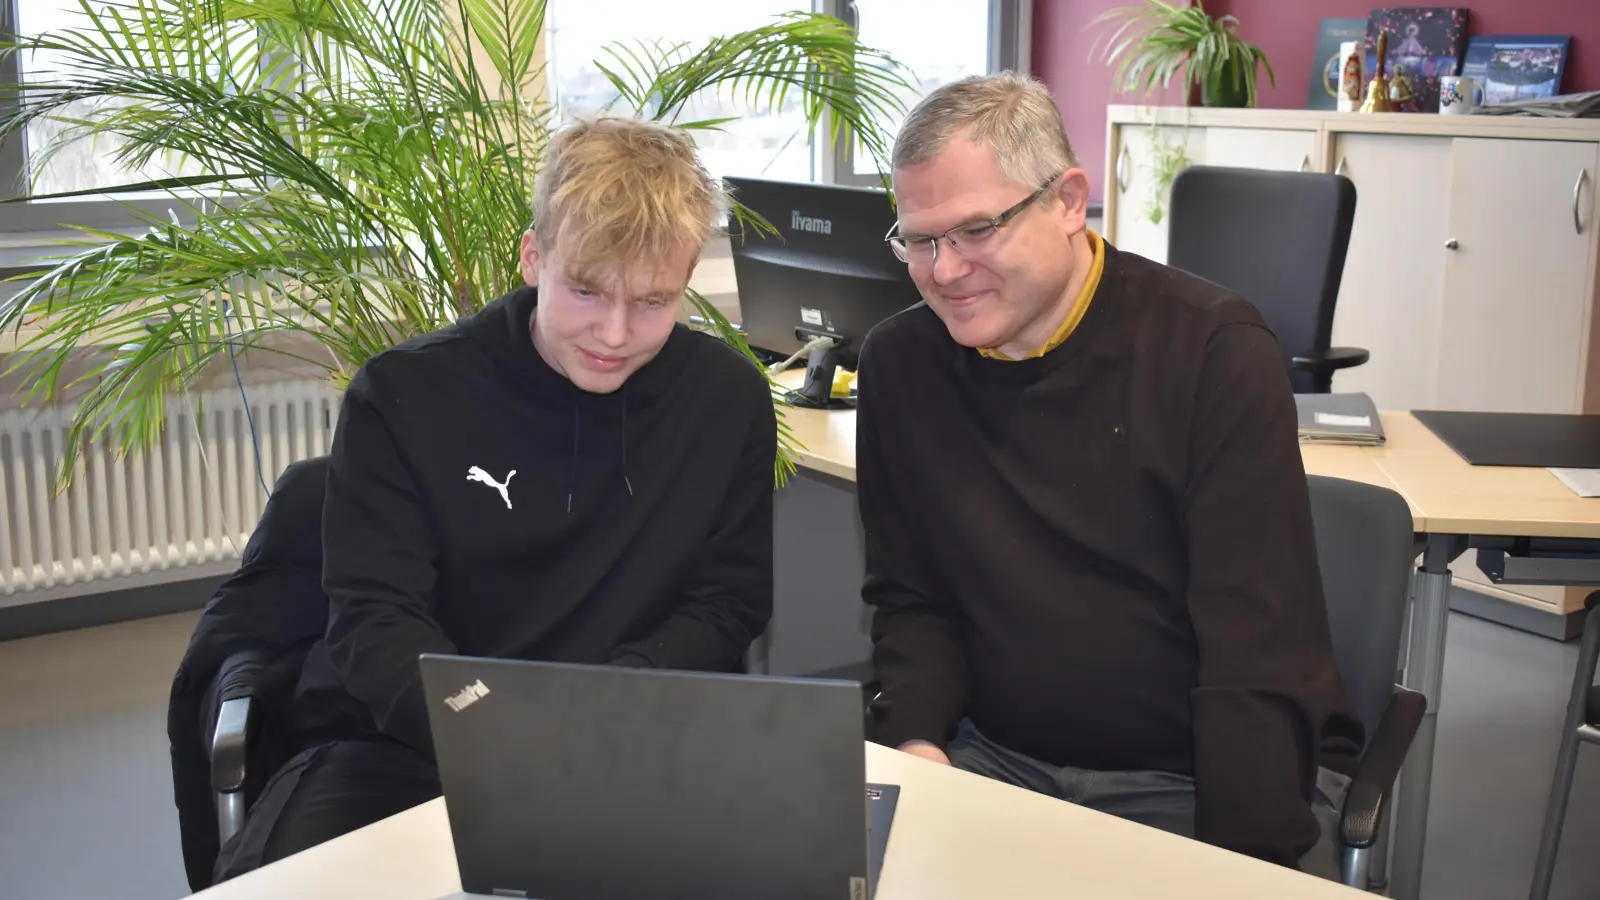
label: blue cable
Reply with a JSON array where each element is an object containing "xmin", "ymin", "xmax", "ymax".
[{"xmin": 221, "ymin": 299, "xmax": 270, "ymax": 498}]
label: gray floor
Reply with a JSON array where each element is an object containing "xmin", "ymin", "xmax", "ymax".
[{"xmin": 2, "ymin": 608, "xmax": 1599, "ymax": 899}]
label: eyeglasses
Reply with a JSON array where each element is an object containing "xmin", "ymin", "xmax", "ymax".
[{"xmin": 884, "ymin": 173, "xmax": 1062, "ymax": 265}]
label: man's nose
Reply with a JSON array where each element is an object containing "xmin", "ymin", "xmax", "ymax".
[{"xmin": 931, "ymin": 239, "xmax": 971, "ymax": 286}]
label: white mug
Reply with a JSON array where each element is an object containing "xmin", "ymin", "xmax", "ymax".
[{"xmin": 1439, "ymin": 75, "xmax": 1484, "ymax": 115}]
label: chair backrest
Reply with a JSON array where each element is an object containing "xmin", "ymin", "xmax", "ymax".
[
  {"xmin": 1306, "ymin": 475, "xmax": 1415, "ymax": 735},
  {"xmin": 170, "ymin": 454, "xmax": 333, "ymax": 891},
  {"xmin": 1167, "ymin": 166, "xmax": 1357, "ymax": 394}
]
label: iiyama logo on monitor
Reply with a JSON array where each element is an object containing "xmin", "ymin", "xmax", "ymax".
[
  {"xmin": 444, "ymin": 678, "xmax": 490, "ymax": 712},
  {"xmin": 790, "ymin": 209, "xmax": 833, "ymax": 234}
]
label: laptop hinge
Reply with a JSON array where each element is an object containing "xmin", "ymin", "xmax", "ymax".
[{"xmin": 491, "ymin": 890, "xmax": 528, "ymax": 898}]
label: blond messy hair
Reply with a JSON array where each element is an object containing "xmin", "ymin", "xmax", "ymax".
[{"xmin": 532, "ymin": 117, "xmax": 727, "ymax": 279}]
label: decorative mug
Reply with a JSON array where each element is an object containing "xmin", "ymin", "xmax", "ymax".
[{"xmin": 1439, "ymin": 75, "xmax": 1484, "ymax": 115}]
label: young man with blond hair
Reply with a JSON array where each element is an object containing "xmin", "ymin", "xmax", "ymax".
[
  {"xmin": 858, "ymin": 72, "xmax": 1364, "ymax": 873},
  {"xmin": 212, "ymin": 117, "xmax": 776, "ymax": 880}
]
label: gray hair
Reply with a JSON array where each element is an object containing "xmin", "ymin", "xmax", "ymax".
[{"xmin": 891, "ymin": 71, "xmax": 1078, "ymax": 188}]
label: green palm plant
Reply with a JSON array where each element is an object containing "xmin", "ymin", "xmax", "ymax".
[
  {"xmin": 0, "ymin": 0, "xmax": 915, "ymax": 487},
  {"xmin": 1091, "ymin": 0, "xmax": 1274, "ymax": 108}
]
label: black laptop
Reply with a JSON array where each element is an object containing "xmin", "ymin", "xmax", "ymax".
[{"xmin": 418, "ymin": 654, "xmax": 899, "ymax": 900}]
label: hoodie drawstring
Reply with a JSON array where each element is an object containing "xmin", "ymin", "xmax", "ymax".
[
  {"xmin": 621, "ymin": 392, "xmax": 633, "ymax": 498},
  {"xmin": 567, "ymin": 403, "xmax": 579, "ymax": 514},
  {"xmin": 566, "ymin": 393, "xmax": 633, "ymax": 514}
]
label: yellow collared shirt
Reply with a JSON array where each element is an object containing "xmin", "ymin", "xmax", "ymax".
[{"xmin": 979, "ymin": 229, "xmax": 1105, "ymax": 361}]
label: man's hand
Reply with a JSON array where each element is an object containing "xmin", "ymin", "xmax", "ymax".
[{"xmin": 898, "ymin": 740, "xmax": 951, "ymax": 766}]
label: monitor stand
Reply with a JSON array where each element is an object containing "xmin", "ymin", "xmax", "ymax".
[{"xmin": 785, "ymin": 342, "xmax": 855, "ymax": 410}]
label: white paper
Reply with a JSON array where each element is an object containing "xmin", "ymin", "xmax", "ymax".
[
  {"xmin": 1314, "ymin": 412, "xmax": 1372, "ymax": 428},
  {"xmin": 1549, "ymin": 468, "xmax": 1600, "ymax": 499}
]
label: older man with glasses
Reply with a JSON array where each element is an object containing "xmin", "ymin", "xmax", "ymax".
[{"xmin": 857, "ymin": 72, "xmax": 1364, "ymax": 875}]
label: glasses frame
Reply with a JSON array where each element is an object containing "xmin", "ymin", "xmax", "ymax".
[{"xmin": 884, "ymin": 172, "xmax": 1063, "ymax": 265}]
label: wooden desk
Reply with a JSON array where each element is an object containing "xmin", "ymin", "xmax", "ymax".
[
  {"xmin": 1368, "ymin": 413, "xmax": 1600, "ymax": 541},
  {"xmin": 189, "ymin": 743, "xmax": 1365, "ymax": 900}
]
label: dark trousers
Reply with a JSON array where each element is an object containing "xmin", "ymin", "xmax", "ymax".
[{"xmin": 212, "ymin": 738, "xmax": 441, "ymax": 883}]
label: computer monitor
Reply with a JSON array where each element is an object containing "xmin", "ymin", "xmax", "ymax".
[{"xmin": 725, "ymin": 176, "xmax": 924, "ymax": 410}]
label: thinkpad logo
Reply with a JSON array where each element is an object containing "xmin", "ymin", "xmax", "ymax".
[
  {"xmin": 444, "ymin": 679, "xmax": 491, "ymax": 712},
  {"xmin": 791, "ymin": 210, "xmax": 833, "ymax": 234}
]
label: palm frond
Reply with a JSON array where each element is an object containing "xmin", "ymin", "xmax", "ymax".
[{"xmin": 0, "ymin": 0, "xmax": 901, "ymax": 485}]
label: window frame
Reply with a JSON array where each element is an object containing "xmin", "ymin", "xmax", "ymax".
[
  {"xmin": 826, "ymin": 0, "xmax": 1029, "ymax": 187},
  {"xmin": 0, "ymin": 0, "xmax": 1030, "ymax": 238},
  {"xmin": 0, "ymin": 0, "xmax": 197, "ymax": 238}
]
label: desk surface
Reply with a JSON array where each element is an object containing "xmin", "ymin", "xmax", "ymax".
[
  {"xmin": 191, "ymin": 743, "xmax": 1363, "ymax": 900},
  {"xmin": 775, "ymin": 372, "xmax": 1599, "ymax": 540},
  {"xmin": 1366, "ymin": 413, "xmax": 1600, "ymax": 540}
]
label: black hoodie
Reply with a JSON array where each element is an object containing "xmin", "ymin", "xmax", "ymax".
[{"xmin": 318, "ymin": 286, "xmax": 776, "ymax": 759}]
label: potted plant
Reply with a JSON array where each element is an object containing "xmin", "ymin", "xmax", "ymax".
[
  {"xmin": 1091, "ymin": 0, "xmax": 1275, "ymax": 108},
  {"xmin": 0, "ymin": 0, "xmax": 913, "ymax": 486}
]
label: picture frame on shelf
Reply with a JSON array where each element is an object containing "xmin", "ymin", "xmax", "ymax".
[
  {"xmin": 1364, "ymin": 7, "xmax": 1470, "ymax": 114},
  {"xmin": 1461, "ymin": 35, "xmax": 1572, "ymax": 105},
  {"xmin": 1307, "ymin": 17, "xmax": 1370, "ymax": 110}
]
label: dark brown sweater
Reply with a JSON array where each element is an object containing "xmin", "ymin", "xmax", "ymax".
[{"xmin": 856, "ymin": 241, "xmax": 1364, "ymax": 867}]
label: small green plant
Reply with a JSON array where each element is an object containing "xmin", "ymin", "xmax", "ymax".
[
  {"xmin": 1144, "ymin": 132, "xmax": 1191, "ymax": 225},
  {"xmin": 1090, "ymin": 0, "xmax": 1275, "ymax": 108}
]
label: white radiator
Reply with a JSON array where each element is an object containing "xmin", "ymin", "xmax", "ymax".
[{"xmin": 0, "ymin": 379, "xmax": 338, "ymax": 603}]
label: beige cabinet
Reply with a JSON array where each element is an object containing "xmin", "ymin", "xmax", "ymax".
[
  {"xmin": 1104, "ymin": 108, "xmax": 1600, "ymax": 419},
  {"xmin": 1435, "ymin": 138, "xmax": 1599, "ymax": 414}
]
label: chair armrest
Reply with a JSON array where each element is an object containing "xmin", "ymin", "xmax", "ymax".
[
  {"xmin": 1340, "ymin": 686, "xmax": 1427, "ymax": 849},
  {"xmin": 211, "ymin": 697, "xmax": 252, "ymax": 793},
  {"xmin": 208, "ymin": 647, "xmax": 272, "ymax": 793},
  {"xmin": 1292, "ymin": 347, "xmax": 1370, "ymax": 372}
]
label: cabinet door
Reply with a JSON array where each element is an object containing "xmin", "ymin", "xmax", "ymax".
[
  {"xmin": 1203, "ymin": 127, "xmax": 1318, "ymax": 173},
  {"xmin": 1327, "ymin": 133, "xmax": 1455, "ymax": 409},
  {"xmin": 1107, "ymin": 124, "xmax": 1206, "ymax": 264},
  {"xmin": 1435, "ymin": 138, "xmax": 1600, "ymax": 413}
]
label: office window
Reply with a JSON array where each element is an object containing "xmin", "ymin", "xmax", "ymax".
[
  {"xmin": 849, "ymin": 0, "xmax": 991, "ymax": 176},
  {"xmin": 548, "ymin": 0, "xmax": 819, "ymax": 183},
  {"xmin": 14, "ymin": 0, "xmax": 204, "ymax": 199},
  {"xmin": 549, "ymin": 1, "xmax": 1025, "ymax": 185}
]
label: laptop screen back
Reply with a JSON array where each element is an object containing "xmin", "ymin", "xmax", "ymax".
[{"xmin": 420, "ymin": 655, "xmax": 870, "ymax": 900}]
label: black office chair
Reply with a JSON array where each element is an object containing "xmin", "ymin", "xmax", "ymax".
[
  {"xmin": 1167, "ymin": 166, "xmax": 1366, "ymax": 394},
  {"xmin": 167, "ymin": 456, "xmax": 333, "ymax": 892},
  {"xmin": 1306, "ymin": 474, "xmax": 1426, "ymax": 889},
  {"xmin": 1529, "ymin": 590, "xmax": 1600, "ymax": 900}
]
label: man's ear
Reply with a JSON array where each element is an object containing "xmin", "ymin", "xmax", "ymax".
[
  {"xmin": 1056, "ymin": 168, "xmax": 1092, "ymax": 231},
  {"xmin": 519, "ymin": 231, "xmax": 541, "ymax": 287}
]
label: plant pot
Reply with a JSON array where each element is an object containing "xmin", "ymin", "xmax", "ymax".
[{"xmin": 1201, "ymin": 56, "xmax": 1252, "ymax": 108}]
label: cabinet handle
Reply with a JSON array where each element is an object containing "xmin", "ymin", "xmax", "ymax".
[
  {"xmin": 1576, "ymin": 169, "xmax": 1590, "ymax": 235},
  {"xmin": 1444, "ymin": 239, "xmax": 1459, "ymax": 250},
  {"xmin": 1116, "ymin": 144, "xmax": 1132, "ymax": 193},
  {"xmin": 1299, "ymin": 154, "xmax": 1311, "ymax": 172},
  {"xmin": 1335, "ymin": 156, "xmax": 1348, "ymax": 177}
]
